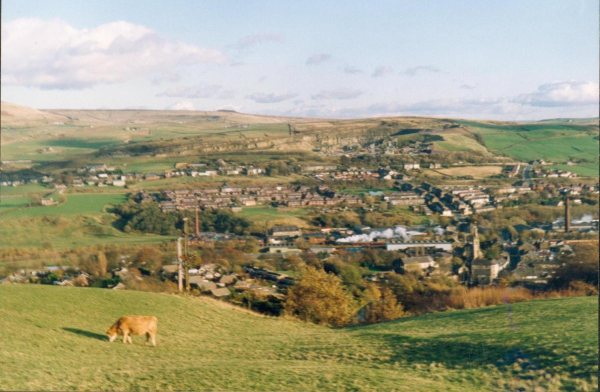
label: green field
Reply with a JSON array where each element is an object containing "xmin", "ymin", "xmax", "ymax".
[
  {"xmin": 461, "ymin": 121, "xmax": 599, "ymax": 164},
  {"xmin": 0, "ymin": 193, "xmax": 174, "ymax": 249},
  {"xmin": 0, "ymin": 285, "xmax": 596, "ymax": 391},
  {"xmin": 0, "ymin": 196, "xmax": 32, "ymax": 213},
  {"xmin": 237, "ymin": 206, "xmax": 311, "ymax": 228},
  {"xmin": 1, "ymin": 193, "xmax": 127, "ymax": 218},
  {"xmin": 548, "ymin": 163, "xmax": 599, "ymax": 178},
  {"xmin": 0, "ymin": 184, "xmax": 53, "ymax": 196}
]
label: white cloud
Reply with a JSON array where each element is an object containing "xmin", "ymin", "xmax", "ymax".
[
  {"xmin": 512, "ymin": 81, "xmax": 599, "ymax": 107},
  {"xmin": 367, "ymin": 98, "xmax": 506, "ymax": 116},
  {"xmin": 343, "ymin": 66, "xmax": 363, "ymax": 74},
  {"xmin": 306, "ymin": 53, "xmax": 332, "ymax": 65},
  {"xmin": 246, "ymin": 92, "xmax": 298, "ymax": 103},
  {"xmin": 158, "ymin": 84, "xmax": 235, "ymax": 99},
  {"xmin": 1, "ymin": 18, "xmax": 226, "ymax": 89},
  {"xmin": 372, "ymin": 66, "xmax": 394, "ymax": 78},
  {"xmin": 399, "ymin": 65, "xmax": 441, "ymax": 76},
  {"xmin": 230, "ymin": 33, "xmax": 284, "ymax": 49},
  {"xmin": 167, "ymin": 101, "xmax": 196, "ymax": 110},
  {"xmin": 151, "ymin": 71, "xmax": 182, "ymax": 85},
  {"xmin": 312, "ymin": 88, "xmax": 363, "ymax": 100}
]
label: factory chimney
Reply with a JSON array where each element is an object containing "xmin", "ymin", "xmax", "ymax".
[{"xmin": 564, "ymin": 197, "xmax": 570, "ymax": 233}]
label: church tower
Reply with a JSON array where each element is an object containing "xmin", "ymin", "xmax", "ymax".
[{"xmin": 471, "ymin": 225, "xmax": 483, "ymax": 260}]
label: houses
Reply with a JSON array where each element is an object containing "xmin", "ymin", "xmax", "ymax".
[
  {"xmin": 270, "ymin": 225, "xmax": 302, "ymax": 238},
  {"xmin": 386, "ymin": 241, "xmax": 452, "ymax": 252},
  {"xmin": 268, "ymin": 244, "xmax": 302, "ymax": 254},
  {"xmin": 112, "ymin": 176, "xmax": 126, "ymax": 187},
  {"xmin": 471, "ymin": 255, "xmax": 510, "ymax": 285},
  {"xmin": 385, "ymin": 192, "xmax": 425, "ymax": 206},
  {"xmin": 403, "ymin": 162, "xmax": 421, "ymax": 171},
  {"xmin": 399, "ymin": 256, "xmax": 437, "ymax": 274},
  {"xmin": 41, "ymin": 197, "xmax": 57, "ymax": 206},
  {"xmin": 245, "ymin": 167, "xmax": 263, "ymax": 175},
  {"xmin": 301, "ymin": 164, "xmax": 337, "ymax": 172}
]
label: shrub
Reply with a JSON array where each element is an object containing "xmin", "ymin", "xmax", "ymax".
[{"xmin": 285, "ymin": 267, "xmax": 354, "ymax": 326}]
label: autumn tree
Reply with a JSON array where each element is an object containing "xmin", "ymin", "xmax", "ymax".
[
  {"xmin": 285, "ymin": 267, "xmax": 354, "ymax": 326},
  {"xmin": 364, "ymin": 287, "xmax": 404, "ymax": 324},
  {"xmin": 97, "ymin": 251, "xmax": 108, "ymax": 277}
]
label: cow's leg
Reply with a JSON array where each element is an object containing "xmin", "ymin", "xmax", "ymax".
[
  {"xmin": 128, "ymin": 335, "xmax": 133, "ymax": 344},
  {"xmin": 122, "ymin": 332, "xmax": 128, "ymax": 344},
  {"xmin": 151, "ymin": 333, "xmax": 156, "ymax": 347},
  {"xmin": 145, "ymin": 332, "xmax": 150, "ymax": 345}
]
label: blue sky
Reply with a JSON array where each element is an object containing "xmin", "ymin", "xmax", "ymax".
[{"xmin": 2, "ymin": 0, "xmax": 598, "ymax": 120}]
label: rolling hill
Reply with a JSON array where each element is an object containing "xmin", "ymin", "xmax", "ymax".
[
  {"xmin": 0, "ymin": 285, "xmax": 597, "ymax": 391},
  {"xmin": 1, "ymin": 102, "xmax": 598, "ymax": 177},
  {"xmin": 0, "ymin": 101, "xmax": 70, "ymax": 127}
]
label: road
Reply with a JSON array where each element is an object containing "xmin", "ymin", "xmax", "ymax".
[{"xmin": 523, "ymin": 164, "xmax": 533, "ymax": 186}]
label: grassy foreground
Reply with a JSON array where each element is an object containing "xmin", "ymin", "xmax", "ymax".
[{"xmin": 0, "ymin": 285, "xmax": 597, "ymax": 391}]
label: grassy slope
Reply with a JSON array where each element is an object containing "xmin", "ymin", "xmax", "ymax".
[
  {"xmin": 0, "ymin": 193, "xmax": 172, "ymax": 249},
  {"xmin": 0, "ymin": 285, "xmax": 596, "ymax": 391},
  {"xmin": 460, "ymin": 120, "xmax": 599, "ymax": 164}
]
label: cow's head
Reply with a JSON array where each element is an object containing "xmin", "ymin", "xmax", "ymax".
[{"xmin": 106, "ymin": 327, "xmax": 118, "ymax": 342}]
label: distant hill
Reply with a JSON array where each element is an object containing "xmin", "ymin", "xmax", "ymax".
[
  {"xmin": 537, "ymin": 117, "xmax": 599, "ymax": 125},
  {"xmin": 0, "ymin": 284, "xmax": 596, "ymax": 391},
  {"xmin": 0, "ymin": 101, "xmax": 70, "ymax": 126},
  {"xmin": 1, "ymin": 102, "xmax": 598, "ymax": 177}
]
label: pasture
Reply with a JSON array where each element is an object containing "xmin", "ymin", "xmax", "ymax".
[
  {"xmin": 0, "ymin": 196, "xmax": 32, "ymax": 213},
  {"xmin": 0, "ymin": 193, "xmax": 174, "ymax": 249},
  {"xmin": 461, "ymin": 120, "xmax": 600, "ymax": 165},
  {"xmin": 434, "ymin": 133, "xmax": 491, "ymax": 154},
  {"xmin": 237, "ymin": 206, "xmax": 311, "ymax": 229},
  {"xmin": 1, "ymin": 193, "xmax": 128, "ymax": 218},
  {"xmin": 548, "ymin": 163, "xmax": 599, "ymax": 178},
  {"xmin": 0, "ymin": 285, "xmax": 596, "ymax": 391},
  {"xmin": 435, "ymin": 165, "xmax": 503, "ymax": 179}
]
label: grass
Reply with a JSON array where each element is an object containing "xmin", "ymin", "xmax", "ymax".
[
  {"xmin": 460, "ymin": 120, "xmax": 599, "ymax": 165},
  {"xmin": 435, "ymin": 133, "xmax": 491, "ymax": 154},
  {"xmin": 0, "ymin": 285, "xmax": 596, "ymax": 391},
  {"xmin": 237, "ymin": 206, "xmax": 312, "ymax": 228},
  {"xmin": 0, "ymin": 196, "xmax": 33, "ymax": 213},
  {"xmin": 0, "ymin": 184, "xmax": 52, "ymax": 196},
  {"xmin": 1, "ymin": 193, "xmax": 128, "ymax": 218},
  {"xmin": 547, "ymin": 163, "xmax": 599, "ymax": 178},
  {"xmin": 435, "ymin": 166, "xmax": 503, "ymax": 179},
  {"xmin": 0, "ymin": 193, "xmax": 173, "ymax": 249},
  {"xmin": 0, "ymin": 214, "xmax": 173, "ymax": 250},
  {"xmin": 502, "ymin": 136, "xmax": 598, "ymax": 163}
]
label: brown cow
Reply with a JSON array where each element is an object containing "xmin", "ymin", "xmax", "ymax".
[{"xmin": 106, "ymin": 316, "xmax": 158, "ymax": 346}]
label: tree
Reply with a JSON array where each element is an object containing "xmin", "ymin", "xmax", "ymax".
[
  {"xmin": 484, "ymin": 247, "xmax": 500, "ymax": 260},
  {"xmin": 133, "ymin": 247, "xmax": 163, "ymax": 276},
  {"xmin": 285, "ymin": 267, "xmax": 354, "ymax": 326},
  {"xmin": 97, "ymin": 251, "xmax": 108, "ymax": 277},
  {"xmin": 364, "ymin": 287, "xmax": 404, "ymax": 324}
]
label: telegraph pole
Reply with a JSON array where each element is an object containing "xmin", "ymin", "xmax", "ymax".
[
  {"xmin": 183, "ymin": 217, "xmax": 190, "ymax": 291},
  {"xmin": 177, "ymin": 237, "xmax": 183, "ymax": 292}
]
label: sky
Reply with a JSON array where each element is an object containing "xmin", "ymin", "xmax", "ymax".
[{"xmin": 1, "ymin": 0, "xmax": 598, "ymax": 120}]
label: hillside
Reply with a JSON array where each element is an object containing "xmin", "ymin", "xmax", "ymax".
[
  {"xmin": 1, "ymin": 102, "xmax": 598, "ymax": 177},
  {"xmin": 0, "ymin": 101, "xmax": 70, "ymax": 127},
  {"xmin": 0, "ymin": 285, "xmax": 597, "ymax": 391}
]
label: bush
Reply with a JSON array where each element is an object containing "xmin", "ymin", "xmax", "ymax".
[
  {"xmin": 363, "ymin": 287, "xmax": 404, "ymax": 324},
  {"xmin": 568, "ymin": 280, "xmax": 598, "ymax": 296},
  {"xmin": 285, "ymin": 267, "xmax": 354, "ymax": 326}
]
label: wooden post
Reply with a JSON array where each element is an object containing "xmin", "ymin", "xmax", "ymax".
[
  {"xmin": 177, "ymin": 238, "xmax": 183, "ymax": 292},
  {"xmin": 565, "ymin": 197, "xmax": 570, "ymax": 233},
  {"xmin": 184, "ymin": 218, "xmax": 190, "ymax": 291}
]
